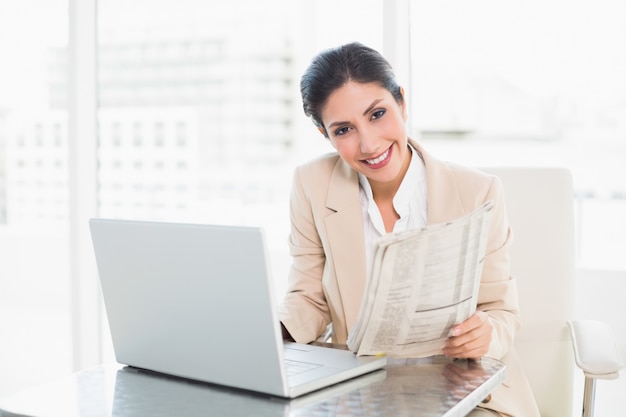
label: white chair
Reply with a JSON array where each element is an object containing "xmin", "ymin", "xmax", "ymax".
[{"xmin": 482, "ymin": 166, "xmax": 623, "ymax": 417}]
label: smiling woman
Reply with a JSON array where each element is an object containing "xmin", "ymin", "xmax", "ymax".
[
  {"xmin": 279, "ymin": 42, "xmax": 541, "ymax": 417},
  {"xmin": 1, "ymin": 0, "xmax": 623, "ymax": 411}
]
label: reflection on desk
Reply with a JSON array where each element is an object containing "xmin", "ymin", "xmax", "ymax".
[{"xmin": 0, "ymin": 356, "xmax": 505, "ymax": 417}]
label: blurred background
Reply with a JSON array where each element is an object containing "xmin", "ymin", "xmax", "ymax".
[{"xmin": 0, "ymin": 0, "xmax": 624, "ymax": 409}]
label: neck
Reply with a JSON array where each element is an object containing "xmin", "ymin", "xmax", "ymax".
[{"xmin": 369, "ymin": 145, "xmax": 411, "ymax": 201}]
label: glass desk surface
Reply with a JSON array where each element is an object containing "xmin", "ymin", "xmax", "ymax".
[{"xmin": 0, "ymin": 355, "xmax": 504, "ymax": 417}]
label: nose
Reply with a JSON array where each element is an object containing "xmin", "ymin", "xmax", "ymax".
[{"xmin": 359, "ymin": 128, "xmax": 380, "ymax": 155}]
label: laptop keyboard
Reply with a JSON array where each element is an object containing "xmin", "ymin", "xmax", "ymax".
[{"xmin": 285, "ymin": 359, "xmax": 322, "ymax": 376}]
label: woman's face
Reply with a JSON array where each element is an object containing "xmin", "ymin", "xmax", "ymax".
[{"xmin": 320, "ymin": 81, "xmax": 410, "ymax": 188}]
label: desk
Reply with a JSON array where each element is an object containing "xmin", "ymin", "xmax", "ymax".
[{"xmin": 0, "ymin": 356, "xmax": 504, "ymax": 417}]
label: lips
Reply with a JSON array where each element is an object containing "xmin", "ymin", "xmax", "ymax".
[{"xmin": 362, "ymin": 146, "xmax": 392, "ymax": 168}]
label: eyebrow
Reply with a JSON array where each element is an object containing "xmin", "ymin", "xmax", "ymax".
[
  {"xmin": 363, "ymin": 99, "xmax": 384, "ymax": 116},
  {"xmin": 326, "ymin": 98, "xmax": 385, "ymax": 130}
]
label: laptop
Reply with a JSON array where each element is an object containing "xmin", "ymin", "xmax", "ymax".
[{"xmin": 89, "ymin": 218, "xmax": 386, "ymax": 398}]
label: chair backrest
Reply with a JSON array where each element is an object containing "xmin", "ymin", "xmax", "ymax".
[{"xmin": 481, "ymin": 167, "xmax": 576, "ymax": 417}]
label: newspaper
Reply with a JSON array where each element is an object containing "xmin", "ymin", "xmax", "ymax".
[{"xmin": 347, "ymin": 201, "xmax": 494, "ymax": 357}]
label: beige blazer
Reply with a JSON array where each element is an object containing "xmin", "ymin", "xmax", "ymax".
[{"xmin": 278, "ymin": 139, "xmax": 540, "ymax": 417}]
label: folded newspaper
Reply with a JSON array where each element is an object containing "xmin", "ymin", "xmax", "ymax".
[{"xmin": 347, "ymin": 201, "xmax": 494, "ymax": 357}]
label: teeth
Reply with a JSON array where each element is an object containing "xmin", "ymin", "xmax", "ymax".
[{"xmin": 366, "ymin": 149, "xmax": 389, "ymax": 165}]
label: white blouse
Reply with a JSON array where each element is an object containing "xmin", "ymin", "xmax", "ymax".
[{"xmin": 357, "ymin": 144, "xmax": 428, "ymax": 277}]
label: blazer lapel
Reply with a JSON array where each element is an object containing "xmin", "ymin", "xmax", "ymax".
[{"xmin": 324, "ymin": 158, "xmax": 367, "ymax": 333}]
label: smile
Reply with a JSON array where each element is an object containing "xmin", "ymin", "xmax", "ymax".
[{"xmin": 363, "ymin": 147, "xmax": 391, "ymax": 167}]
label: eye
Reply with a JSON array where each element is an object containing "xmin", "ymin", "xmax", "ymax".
[
  {"xmin": 371, "ymin": 109, "xmax": 386, "ymax": 120},
  {"xmin": 334, "ymin": 126, "xmax": 352, "ymax": 136}
]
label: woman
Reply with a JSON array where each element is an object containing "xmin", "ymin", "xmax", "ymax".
[{"xmin": 278, "ymin": 42, "xmax": 539, "ymax": 417}]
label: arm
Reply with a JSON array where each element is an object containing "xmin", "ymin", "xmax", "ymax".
[
  {"xmin": 277, "ymin": 166, "xmax": 332, "ymax": 343},
  {"xmin": 444, "ymin": 174, "xmax": 521, "ymax": 359}
]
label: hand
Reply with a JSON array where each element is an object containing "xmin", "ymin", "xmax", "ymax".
[{"xmin": 442, "ymin": 311, "xmax": 492, "ymax": 359}]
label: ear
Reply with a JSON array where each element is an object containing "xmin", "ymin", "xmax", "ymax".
[
  {"xmin": 317, "ymin": 126, "xmax": 330, "ymax": 138},
  {"xmin": 400, "ymin": 87, "xmax": 408, "ymax": 120}
]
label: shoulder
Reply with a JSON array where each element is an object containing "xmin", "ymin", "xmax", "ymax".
[
  {"xmin": 446, "ymin": 160, "xmax": 500, "ymax": 194},
  {"xmin": 291, "ymin": 152, "xmax": 359, "ymax": 210},
  {"xmin": 446, "ymin": 162, "xmax": 505, "ymax": 212},
  {"xmin": 295, "ymin": 152, "xmax": 341, "ymax": 176},
  {"xmin": 412, "ymin": 141, "xmax": 504, "ymax": 213},
  {"xmin": 290, "ymin": 152, "xmax": 341, "ymax": 201},
  {"xmin": 293, "ymin": 151, "xmax": 353, "ymax": 192},
  {"xmin": 413, "ymin": 140, "xmax": 500, "ymax": 197}
]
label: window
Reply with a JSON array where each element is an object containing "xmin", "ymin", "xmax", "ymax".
[
  {"xmin": 95, "ymin": 0, "xmax": 384, "ymax": 362},
  {"xmin": 0, "ymin": 0, "xmax": 72, "ymax": 395},
  {"xmin": 408, "ymin": 0, "xmax": 626, "ymax": 269},
  {"xmin": 13, "ymin": 0, "xmax": 621, "ymax": 398}
]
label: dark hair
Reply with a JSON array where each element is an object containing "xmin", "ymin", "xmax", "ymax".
[{"xmin": 300, "ymin": 42, "xmax": 404, "ymax": 137}]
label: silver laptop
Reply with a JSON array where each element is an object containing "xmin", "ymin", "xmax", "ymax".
[{"xmin": 89, "ymin": 218, "xmax": 386, "ymax": 398}]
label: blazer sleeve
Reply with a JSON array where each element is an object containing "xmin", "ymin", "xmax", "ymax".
[
  {"xmin": 277, "ymin": 165, "xmax": 331, "ymax": 343},
  {"xmin": 478, "ymin": 173, "xmax": 522, "ymax": 359}
]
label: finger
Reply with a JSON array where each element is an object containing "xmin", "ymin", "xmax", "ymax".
[
  {"xmin": 450, "ymin": 311, "xmax": 487, "ymax": 337},
  {"xmin": 443, "ymin": 331, "xmax": 490, "ymax": 358},
  {"xmin": 443, "ymin": 343, "xmax": 487, "ymax": 360},
  {"xmin": 446, "ymin": 325, "xmax": 485, "ymax": 349}
]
